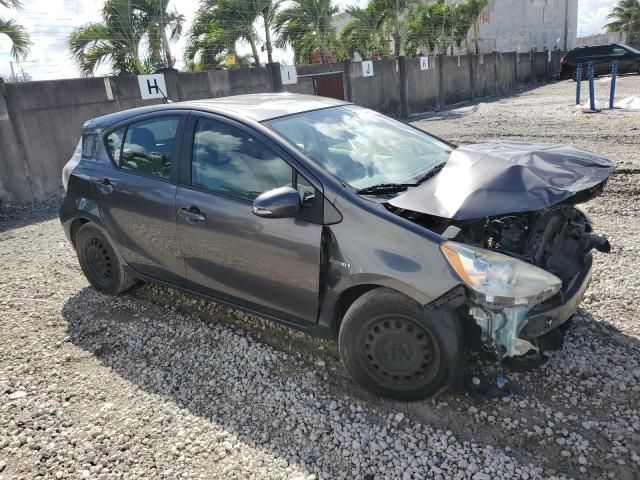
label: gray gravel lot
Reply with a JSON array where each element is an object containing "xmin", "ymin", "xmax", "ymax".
[{"xmin": 1, "ymin": 77, "xmax": 639, "ymax": 480}]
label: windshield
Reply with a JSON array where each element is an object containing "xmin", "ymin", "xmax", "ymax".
[{"xmin": 268, "ymin": 105, "xmax": 452, "ymax": 190}]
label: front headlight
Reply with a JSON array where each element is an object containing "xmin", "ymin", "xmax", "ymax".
[{"xmin": 441, "ymin": 241, "xmax": 562, "ymax": 307}]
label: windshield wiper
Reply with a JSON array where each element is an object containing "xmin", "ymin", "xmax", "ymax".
[
  {"xmin": 357, "ymin": 163, "xmax": 446, "ymax": 195},
  {"xmin": 416, "ymin": 162, "xmax": 446, "ymax": 184},
  {"xmin": 356, "ymin": 183, "xmax": 416, "ymax": 195}
]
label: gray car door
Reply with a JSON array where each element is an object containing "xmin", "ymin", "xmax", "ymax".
[
  {"xmin": 92, "ymin": 112, "xmax": 187, "ymax": 285},
  {"xmin": 174, "ymin": 113, "xmax": 323, "ymax": 325}
]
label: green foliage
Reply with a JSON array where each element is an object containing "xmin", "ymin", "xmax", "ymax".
[
  {"xmin": 337, "ymin": 0, "xmax": 486, "ymax": 60},
  {"xmin": 185, "ymin": 0, "xmax": 278, "ymax": 71},
  {"xmin": 274, "ymin": 0, "xmax": 339, "ymax": 64},
  {"xmin": 403, "ymin": 0, "xmax": 487, "ymax": 57},
  {"xmin": 67, "ymin": 0, "xmax": 183, "ymax": 77},
  {"xmin": 340, "ymin": 5, "xmax": 389, "ymax": 60},
  {"xmin": 605, "ymin": 0, "xmax": 640, "ymax": 43},
  {"xmin": 369, "ymin": 0, "xmax": 417, "ymax": 57},
  {"xmin": 0, "ymin": 0, "xmax": 31, "ymax": 60}
]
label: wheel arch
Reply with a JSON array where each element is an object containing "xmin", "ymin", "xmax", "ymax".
[
  {"xmin": 69, "ymin": 217, "xmax": 90, "ymax": 247},
  {"xmin": 324, "ymin": 275, "xmax": 455, "ymax": 336}
]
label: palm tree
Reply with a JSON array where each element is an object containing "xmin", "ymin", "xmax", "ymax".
[
  {"xmin": 69, "ymin": 0, "xmax": 148, "ymax": 76},
  {"xmin": 139, "ymin": 0, "xmax": 185, "ymax": 68},
  {"xmin": 340, "ymin": 5, "xmax": 388, "ymax": 60},
  {"xmin": 403, "ymin": 0, "xmax": 487, "ymax": 56},
  {"xmin": 0, "ymin": 0, "xmax": 31, "ymax": 60},
  {"xmin": 275, "ymin": 0, "xmax": 338, "ymax": 64},
  {"xmin": 403, "ymin": 2, "xmax": 445, "ymax": 56},
  {"xmin": 68, "ymin": 0, "xmax": 183, "ymax": 77},
  {"xmin": 605, "ymin": 0, "xmax": 640, "ymax": 43},
  {"xmin": 369, "ymin": 0, "xmax": 416, "ymax": 57},
  {"xmin": 256, "ymin": 0, "xmax": 279, "ymax": 64},
  {"xmin": 186, "ymin": 0, "xmax": 279, "ymax": 70}
]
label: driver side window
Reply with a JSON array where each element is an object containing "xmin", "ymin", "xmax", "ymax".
[{"xmin": 192, "ymin": 117, "xmax": 293, "ymax": 201}]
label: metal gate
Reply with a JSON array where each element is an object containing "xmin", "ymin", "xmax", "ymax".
[{"xmin": 312, "ymin": 73, "xmax": 344, "ymax": 100}]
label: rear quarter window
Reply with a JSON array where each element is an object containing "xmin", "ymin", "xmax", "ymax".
[
  {"xmin": 82, "ymin": 134, "xmax": 98, "ymax": 160},
  {"xmin": 105, "ymin": 127, "xmax": 125, "ymax": 165}
]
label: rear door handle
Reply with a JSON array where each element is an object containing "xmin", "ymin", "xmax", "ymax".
[
  {"xmin": 178, "ymin": 206, "xmax": 206, "ymax": 224},
  {"xmin": 96, "ymin": 178, "xmax": 114, "ymax": 195}
]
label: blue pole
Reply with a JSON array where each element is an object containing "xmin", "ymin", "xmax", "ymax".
[
  {"xmin": 575, "ymin": 63, "xmax": 582, "ymax": 105},
  {"xmin": 609, "ymin": 61, "xmax": 618, "ymax": 109},
  {"xmin": 588, "ymin": 63, "xmax": 595, "ymax": 111}
]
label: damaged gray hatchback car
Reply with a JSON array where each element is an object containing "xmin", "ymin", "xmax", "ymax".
[{"xmin": 60, "ymin": 93, "xmax": 613, "ymax": 400}]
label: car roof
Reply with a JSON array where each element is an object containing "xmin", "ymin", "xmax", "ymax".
[{"xmin": 85, "ymin": 93, "xmax": 349, "ymax": 130}]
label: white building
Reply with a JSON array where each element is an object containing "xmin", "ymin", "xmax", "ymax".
[
  {"xmin": 335, "ymin": 0, "xmax": 579, "ymax": 58},
  {"xmin": 434, "ymin": 0, "xmax": 578, "ymax": 53}
]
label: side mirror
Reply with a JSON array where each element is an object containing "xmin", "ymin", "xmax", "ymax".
[{"xmin": 252, "ymin": 186, "xmax": 301, "ymax": 218}]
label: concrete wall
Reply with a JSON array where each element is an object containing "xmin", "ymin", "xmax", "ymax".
[
  {"xmin": 0, "ymin": 52, "xmax": 560, "ymax": 205},
  {"xmin": 406, "ymin": 56, "xmax": 439, "ymax": 114},
  {"xmin": 497, "ymin": 53, "xmax": 519, "ymax": 94},
  {"xmin": 532, "ymin": 51, "xmax": 548, "ymax": 84},
  {"xmin": 351, "ymin": 59, "xmax": 402, "ymax": 117},
  {"xmin": 516, "ymin": 53, "xmax": 533, "ymax": 85},
  {"xmin": 441, "ymin": 55, "xmax": 472, "ymax": 106},
  {"xmin": 472, "ymin": 53, "xmax": 498, "ymax": 99}
]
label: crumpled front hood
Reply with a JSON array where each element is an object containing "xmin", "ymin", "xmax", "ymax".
[{"xmin": 389, "ymin": 142, "xmax": 615, "ymax": 220}]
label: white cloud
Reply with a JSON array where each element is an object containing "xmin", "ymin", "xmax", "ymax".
[
  {"xmin": 577, "ymin": 0, "xmax": 617, "ymax": 37},
  {"xmin": 0, "ymin": 0, "xmax": 620, "ymax": 81}
]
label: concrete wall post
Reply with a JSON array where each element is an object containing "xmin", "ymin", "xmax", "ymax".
[
  {"xmin": 0, "ymin": 79, "xmax": 38, "ymax": 204},
  {"xmin": 436, "ymin": 55, "xmax": 445, "ymax": 111},
  {"xmin": 494, "ymin": 52, "xmax": 500, "ymax": 94},
  {"xmin": 530, "ymin": 51, "xmax": 535, "ymax": 84},
  {"xmin": 269, "ymin": 62, "xmax": 284, "ymax": 93},
  {"xmin": 398, "ymin": 56, "xmax": 409, "ymax": 118},
  {"xmin": 468, "ymin": 54, "xmax": 476, "ymax": 101},
  {"xmin": 344, "ymin": 59, "xmax": 354, "ymax": 102},
  {"xmin": 156, "ymin": 67, "xmax": 180, "ymax": 100}
]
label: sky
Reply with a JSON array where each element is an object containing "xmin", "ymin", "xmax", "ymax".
[{"xmin": 0, "ymin": 0, "xmax": 619, "ymax": 81}]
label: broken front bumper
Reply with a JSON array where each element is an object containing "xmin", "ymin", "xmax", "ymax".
[
  {"xmin": 469, "ymin": 253, "xmax": 593, "ymax": 358},
  {"xmin": 520, "ymin": 253, "xmax": 592, "ymax": 339}
]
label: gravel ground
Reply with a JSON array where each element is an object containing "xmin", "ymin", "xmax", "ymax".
[{"xmin": 1, "ymin": 77, "xmax": 639, "ymax": 480}]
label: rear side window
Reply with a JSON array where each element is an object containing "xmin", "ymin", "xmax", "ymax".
[{"xmin": 105, "ymin": 116, "xmax": 180, "ymax": 179}]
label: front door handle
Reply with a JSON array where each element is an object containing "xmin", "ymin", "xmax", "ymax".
[
  {"xmin": 178, "ymin": 206, "xmax": 206, "ymax": 224},
  {"xmin": 96, "ymin": 178, "xmax": 114, "ymax": 195}
]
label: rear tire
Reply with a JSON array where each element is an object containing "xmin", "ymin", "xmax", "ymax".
[
  {"xmin": 76, "ymin": 223, "xmax": 135, "ymax": 295},
  {"xmin": 338, "ymin": 288, "xmax": 454, "ymax": 400}
]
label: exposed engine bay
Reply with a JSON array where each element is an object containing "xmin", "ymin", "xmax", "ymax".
[
  {"xmin": 406, "ymin": 204, "xmax": 610, "ymax": 286},
  {"xmin": 381, "ymin": 141, "xmax": 615, "ymax": 363},
  {"xmin": 390, "ymin": 202, "xmax": 611, "ymax": 360}
]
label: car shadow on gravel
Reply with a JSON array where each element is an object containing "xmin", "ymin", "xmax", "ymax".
[{"xmin": 61, "ymin": 283, "xmax": 640, "ymax": 479}]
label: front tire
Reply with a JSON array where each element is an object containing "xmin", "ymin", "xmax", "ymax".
[
  {"xmin": 76, "ymin": 223, "xmax": 135, "ymax": 295},
  {"xmin": 338, "ymin": 288, "xmax": 455, "ymax": 400}
]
